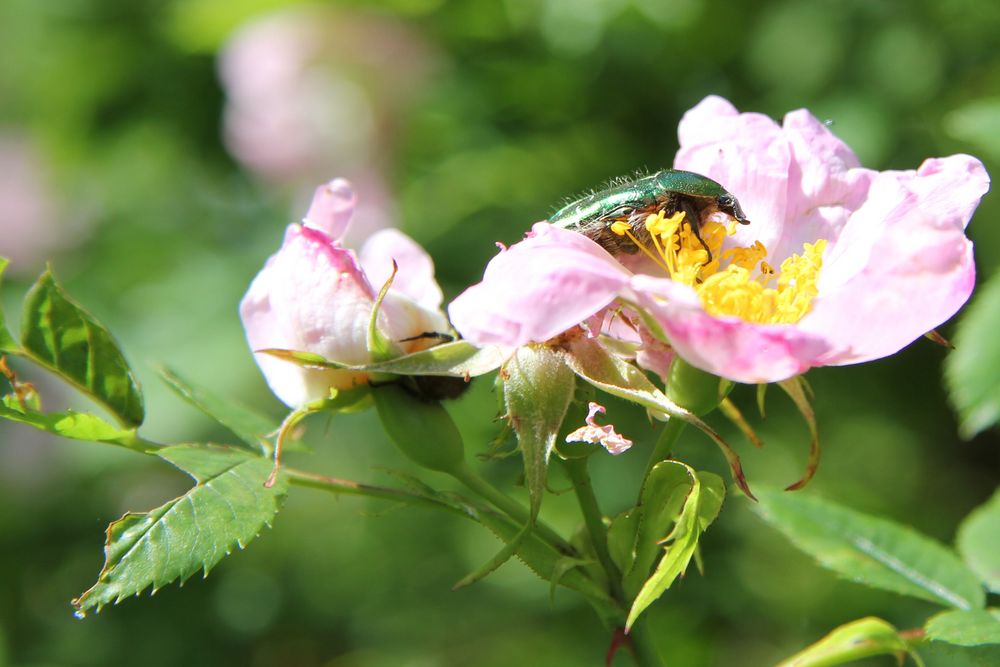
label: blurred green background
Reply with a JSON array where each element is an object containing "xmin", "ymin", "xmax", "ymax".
[{"xmin": 1, "ymin": 0, "xmax": 998, "ymax": 665}]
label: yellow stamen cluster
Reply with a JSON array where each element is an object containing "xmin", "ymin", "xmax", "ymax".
[{"xmin": 613, "ymin": 210, "xmax": 827, "ymax": 325}]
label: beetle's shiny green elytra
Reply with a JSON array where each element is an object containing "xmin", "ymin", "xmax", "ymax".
[{"xmin": 548, "ymin": 169, "xmax": 750, "ymax": 257}]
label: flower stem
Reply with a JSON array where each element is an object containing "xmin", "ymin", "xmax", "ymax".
[
  {"xmin": 451, "ymin": 462, "xmax": 578, "ymax": 556},
  {"xmin": 642, "ymin": 417, "xmax": 687, "ymax": 482},
  {"xmin": 562, "ymin": 456, "xmax": 625, "ymax": 603},
  {"xmin": 285, "ymin": 468, "xmax": 464, "ymax": 514},
  {"xmin": 628, "ymin": 617, "xmax": 665, "ymax": 666}
]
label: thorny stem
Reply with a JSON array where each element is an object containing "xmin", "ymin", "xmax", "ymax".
[
  {"xmin": 285, "ymin": 467, "xmax": 466, "ymax": 514},
  {"xmin": 642, "ymin": 417, "xmax": 687, "ymax": 485},
  {"xmin": 562, "ymin": 456, "xmax": 625, "ymax": 603},
  {"xmin": 628, "ymin": 617, "xmax": 665, "ymax": 667},
  {"xmin": 451, "ymin": 462, "xmax": 579, "ymax": 556}
]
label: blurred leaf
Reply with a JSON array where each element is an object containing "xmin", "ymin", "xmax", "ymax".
[
  {"xmin": 945, "ymin": 270, "xmax": 1000, "ymax": 438},
  {"xmin": 503, "ymin": 345, "xmax": 575, "ymax": 522},
  {"xmin": 625, "ymin": 463, "xmax": 725, "ymax": 630},
  {"xmin": 775, "ymin": 617, "xmax": 916, "ymax": 667},
  {"xmin": 945, "ymin": 97, "xmax": 1000, "ymax": 161},
  {"xmin": 926, "ymin": 609, "xmax": 1000, "ymax": 647},
  {"xmin": 0, "ymin": 402, "xmax": 150, "ymax": 453},
  {"xmin": 753, "ymin": 488, "xmax": 985, "ymax": 610},
  {"xmin": 20, "ymin": 270, "xmax": 144, "ymax": 427},
  {"xmin": 72, "ymin": 445, "xmax": 287, "ymax": 617},
  {"xmin": 957, "ymin": 486, "xmax": 1000, "ymax": 593},
  {"xmin": 0, "ymin": 258, "xmax": 18, "ymax": 353},
  {"xmin": 159, "ymin": 366, "xmax": 276, "ymax": 453},
  {"xmin": 260, "ymin": 340, "xmax": 505, "ymax": 378}
]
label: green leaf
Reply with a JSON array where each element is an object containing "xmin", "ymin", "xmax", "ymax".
[
  {"xmin": 608, "ymin": 508, "xmax": 640, "ymax": 575},
  {"xmin": 945, "ymin": 270, "xmax": 1000, "ymax": 438},
  {"xmin": 72, "ymin": 445, "xmax": 287, "ymax": 616},
  {"xmin": 926, "ymin": 609, "xmax": 1000, "ymax": 647},
  {"xmin": 775, "ymin": 617, "xmax": 917, "ymax": 667},
  {"xmin": 0, "ymin": 258, "xmax": 19, "ymax": 353},
  {"xmin": 20, "ymin": 270, "xmax": 144, "ymax": 426},
  {"xmin": 260, "ymin": 340, "xmax": 506, "ymax": 378},
  {"xmin": 625, "ymin": 463, "xmax": 725, "ymax": 630},
  {"xmin": 159, "ymin": 366, "xmax": 276, "ymax": 453},
  {"xmin": 502, "ymin": 345, "xmax": 575, "ymax": 522},
  {"xmin": 0, "ymin": 403, "xmax": 151, "ymax": 453},
  {"xmin": 957, "ymin": 487, "xmax": 1000, "ymax": 594},
  {"xmin": 753, "ymin": 487, "xmax": 985, "ymax": 610}
]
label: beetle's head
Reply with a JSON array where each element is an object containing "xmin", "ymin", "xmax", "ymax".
[{"xmin": 716, "ymin": 193, "xmax": 750, "ymax": 225}]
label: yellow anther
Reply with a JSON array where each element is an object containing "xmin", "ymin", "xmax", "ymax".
[
  {"xmin": 603, "ymin": 204, "xmax": 827, "ymax": 325},
  {"xmin": 611, "ymin": 221, "xmax": 630, "ymax": 236}
]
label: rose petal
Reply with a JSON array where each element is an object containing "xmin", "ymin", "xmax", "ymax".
[
  {"xmin": 674, "ymin": 96, "xmax": 793, "ymax": 254},
  {"xmin": 240, "ymin": 224, "xmax": 373, "ymax": 405},
  {"xmin": 630, "ymin": 275, "xmax": 832, "ymax": 384},
  {"xmin": 303, "ymin": 178, "xmax": 357, "ymax": 240},
  {"xmin": 360, "ymin": 227, "xmax": 444, "ymax": 312},
  {"xmin": 799, "ymin": 154, "xmax": 988, "ymax": 364},
  {"xmin": 448, "ymin": 223, "xmax": 632, "ymax": 347}
]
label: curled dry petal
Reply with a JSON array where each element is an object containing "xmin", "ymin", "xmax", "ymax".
[{"xmin": 565, "ymin": 401, "xmax": 633, "ymax": 455}]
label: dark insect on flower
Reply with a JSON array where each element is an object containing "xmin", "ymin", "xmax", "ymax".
[{"xmin": 548, "ymin": 169, "xmax": 750, "ymax": 259}]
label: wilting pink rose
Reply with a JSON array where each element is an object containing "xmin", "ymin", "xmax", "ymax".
[
  {"xmin": 449, "ymin": 96, "xmax": 989, "ymax": 384},
  {"xmin": 241, "ymin": 179, "xmax": 447, "ymax": 406}
]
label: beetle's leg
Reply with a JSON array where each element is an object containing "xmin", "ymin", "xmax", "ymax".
[
  {"xmin": 679, "ymin": 199, "xmax": 713, "ymax": 264},
  {"xmin": 399, "ymin": 331, "xmax": 455, "ymax": 344}
]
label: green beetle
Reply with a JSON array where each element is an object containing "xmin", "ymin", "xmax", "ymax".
[{"xmin": 548, "ymin": 169, "xmax": 750, "ymax": 258}]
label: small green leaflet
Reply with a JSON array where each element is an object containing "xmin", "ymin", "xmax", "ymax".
[
  {"xmin": 0, "ymin": 258, "xmax": 19, "ymax": 352},
  {"xmin": 957, "ymin": 486, "xmax": 1000, "ymax": 594},
  {"xmin": 753, "ymin": 487, "xmax": 985, "ymax": 610},
  {"xmin": 158, "ymin": 366, "xmax": 277, "ymax": 453},
  {"xmin": 625, "ymin": 461, "xmax": 725, "ymax": 630},
  {"xmin": 21, "ymin": 270, "xmax": 144, "ymax": 426},
  {"xmin": 0, "ymin": 403, "xmax": 150, "ymax": 453},
  {"xmin": 72, "ymin": 445, "xmax": 287, "ymax": 616},
  {"xmin": 260, "ymin": 339, "xmax": 506, "ymax": 378},
  {"xmin": 926, "ymin": 609, "xmax": 1000, "ymax": 647}
]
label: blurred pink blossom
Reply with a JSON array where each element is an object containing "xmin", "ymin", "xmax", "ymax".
[
  {"xmin": 240, "ymin": 179, "xmax": 447, "ymax": 407},
  {"xmin": 449, "ymin": 97, "xmax": 989, "ymax": 384},
  {"xmin": 0, "ymin": 134, "xmax": 62, "ymax": 274},
  {"xmin": 218, "ymin": 9, "xmax": 436, "ymax": 242}
]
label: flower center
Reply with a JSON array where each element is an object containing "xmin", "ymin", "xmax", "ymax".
[{"xmin": 611, "ymin": 211, "xmax": 827, "ymax": 324}]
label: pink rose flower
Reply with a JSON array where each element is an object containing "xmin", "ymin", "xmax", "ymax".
[
  {"xmin": 241, "ymin": 179, "xmax": 447, "ymax": 406},
  {"xmin": 449, "ymin": 96, "xmax": 989, "ymax": 384}
]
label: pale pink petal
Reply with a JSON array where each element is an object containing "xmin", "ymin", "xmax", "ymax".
[
  {"xmin": 565, "ymin": 402, "xmax": 633, "ymax": 455},
  {"xmin": 630, "ymin": 275, "xmax": 832, "ymax": 384},
  {"xmin": 360, "ymin": 228, "xmax": 444, "ymax": 312},
  {"xmin": 240, "ymin": 224, "xmax": 373, "ymax": 405},
  {"xmin": 798, "ymin": 155, "xmax": 988, "ymax": 365},
  {"xmin": 448, "ymin": 223, "xmax": 632, "ymax": 347},
  {"xmin": 674, "ymin": 96, "xmax": 793, "ymax": 254},
  {"xmin": 379, "ymin": 291, "xmax": 451, "ymax": 354},
  {"xmin": 303, "ymin": 178, "xmax": 357, "ymax": 240}
]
